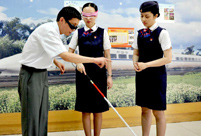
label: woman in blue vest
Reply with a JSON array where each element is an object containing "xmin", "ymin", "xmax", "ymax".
[
  {"xmin": 132, "ymin": 1, "xmax": 172, "ymax": 136},
  {"xmin": 69, "ymin": 2, "xmax": 113, "ymax": 136}
]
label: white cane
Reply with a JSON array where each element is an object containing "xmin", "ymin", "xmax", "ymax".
[{"xmin": 86, "ymin": 74, "xmax": 137, "ymax": 136}]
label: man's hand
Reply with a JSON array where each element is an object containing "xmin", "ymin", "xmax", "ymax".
[
  {"xmin": 57, "ymin": 62, "xmax": 65, "ymax": 74},
  {"xmin": 94, "ymin": 57, "xmax": 111, "ymax": 69},
  {"xmin": 54, "ymin": 59, "xmax": 65, "ymax": 74}
]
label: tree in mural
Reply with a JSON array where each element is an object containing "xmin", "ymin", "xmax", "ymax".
[
  {"xmin": 0, "ymin": 18, "xmax": 53, "ymax": 59},
  {"xmin": 0, "ymin": 35, "xmax": 24, "ymax": 59},
  {"xmin": 0, "ymin": 18, "xmax": 32, "ymax": 59},
  {"xmin": 0, "ymin": 17, "xmax": 80, "ymax": 59},
  {"xmin": 1, "ymin": 18, "xmax": 33, "ymax": 41}
]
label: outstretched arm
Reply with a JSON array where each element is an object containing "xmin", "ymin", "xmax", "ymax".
[{"xmin": 59, "ymin": 51, "xmax": 111, "ymax": 69}]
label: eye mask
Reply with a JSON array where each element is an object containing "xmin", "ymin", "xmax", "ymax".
[{"xmin": 82, "ymin": 11, "xmax": 98, "ymax": 17}]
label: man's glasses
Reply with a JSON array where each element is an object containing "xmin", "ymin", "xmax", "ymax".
[{"xmin": 66, "ymin": 20, "xmax": 77, "ymax": 30}]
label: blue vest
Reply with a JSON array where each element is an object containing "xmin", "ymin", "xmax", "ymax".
[
  {"xmin": 78, "ymin": 27, "xmax": 104, "ymax": 58},
  {"xmin": 137, "ymin": 26, "xmax": 166, "ymax": 74},
  {"xmin": 77, "ymin": 27, "xmax": 106, "ymax": 72}
]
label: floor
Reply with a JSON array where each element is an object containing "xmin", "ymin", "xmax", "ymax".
[{"xmin": 2, "ymin": 121, "xmax": 201, "ymax": 136}]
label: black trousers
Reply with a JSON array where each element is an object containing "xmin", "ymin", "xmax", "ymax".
[{"xmin": 18, "ymin": 65, "xmax": 48, "ymax": 136}]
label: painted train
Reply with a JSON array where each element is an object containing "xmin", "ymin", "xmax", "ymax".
[{"xmin": 0, "ymin": 47, "xmax": 201, "ymax": 76}]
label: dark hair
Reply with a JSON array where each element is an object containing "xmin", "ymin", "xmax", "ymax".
[
  {"xmin": 82, "ymin": 2, "xmax": 98, "ymax": 11},
  {"xmin": 139, "ymin": 1, "xmax": 160, "ymax": 17},
  {"xmin": 56, "ymin": 6, "xmax": 81, "ymax": 22}
]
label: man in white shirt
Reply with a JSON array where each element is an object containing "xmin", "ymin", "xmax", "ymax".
[{"xmin": 18, "ymin": 6, "xmax": 110, "ymax": 136}]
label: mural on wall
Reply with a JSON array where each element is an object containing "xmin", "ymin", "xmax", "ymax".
[{"xmin": 0, "ymin": 0, "xmax": 201, "ymax": 113}]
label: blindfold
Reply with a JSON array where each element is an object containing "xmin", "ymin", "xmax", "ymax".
[{"xmin": 82, "ymin": 11, "xmax": 98, "ymax": 17}]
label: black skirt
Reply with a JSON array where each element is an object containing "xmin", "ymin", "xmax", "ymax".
[
  {"xmin": 75, "ymin": 63, "xmax": 109, "ymax": 113},
  {"xmin": 135, "ymin": 67, "xmax": 167, "ymax": 110}
]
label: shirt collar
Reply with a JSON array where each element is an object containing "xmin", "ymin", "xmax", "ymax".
[
  {"xmin": 149, "ymin": 23, "xmax": 158, "ymax": 32},
  {"xmin": 53, "ymin": 21, "xmax": 60, "ymax": 35},
  {"xmin": 84, "ymin": 24, "xmax": 97, "ymax": 32}
]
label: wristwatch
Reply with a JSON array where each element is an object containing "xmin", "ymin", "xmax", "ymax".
[{"xmin": 108, "ymin": 74, "xmax": 113, "ymax": 77}]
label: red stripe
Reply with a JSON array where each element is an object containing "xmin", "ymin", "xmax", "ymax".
[{"xmin": 92, "ymin": 83, "xmax": 105, "ymax": 98}]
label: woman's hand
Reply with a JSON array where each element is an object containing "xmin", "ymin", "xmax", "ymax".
[
  {"xmin": 133, "ymin": 62, "xmax": 140, "ymax": 72},
  {"xmin": 107, "ymin": 76, "xmax": 113, "ymax": 90},
  {"xmin": 76, "ymin": 63, "xmax": 86, "ymax": 75},
  {"xmin": 136, "ymin": 62, "xmax": 148, "ymax": 72}
]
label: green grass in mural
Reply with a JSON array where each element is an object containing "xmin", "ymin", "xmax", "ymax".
[
  {"xmin": 0, "ymin": 72, "xmax": 201, "ymax": 113},
  {"xmin": 0, "ymin": 88, "xmax": 21, "ymax": 113},
  {"xmin": 168, "ymin": 72, "xmax": 201, "ymax": 86}
]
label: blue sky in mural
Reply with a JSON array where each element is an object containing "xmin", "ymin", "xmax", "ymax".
[{"xmin": 0, "ymin": 0, "xmax": 201, "ymax": 50}]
